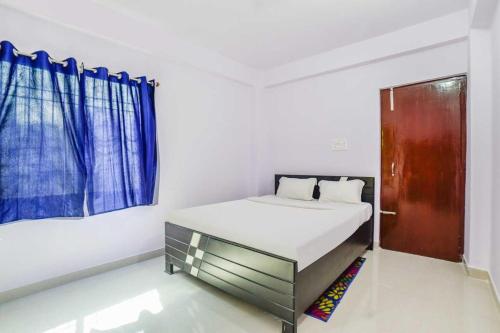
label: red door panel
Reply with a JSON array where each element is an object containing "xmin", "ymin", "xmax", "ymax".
[{"xmin": 380, "ymin": 77, "xmax": 466, "ymax": 262}]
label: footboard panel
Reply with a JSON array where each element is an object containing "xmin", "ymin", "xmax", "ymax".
[{"xmin": 164, "ymin": 222, "xmax": 297, "ymax": 325}]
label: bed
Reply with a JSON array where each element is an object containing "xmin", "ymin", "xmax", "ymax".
[{"xmin": 164, "ymin": 175, "xmax": 374, "ymax": 333}]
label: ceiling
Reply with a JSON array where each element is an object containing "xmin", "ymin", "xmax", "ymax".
[{"xmin": 94, "ymin": 0, "xmax": 468, "ymax": 69}]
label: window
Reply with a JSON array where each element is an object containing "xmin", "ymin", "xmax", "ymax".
[
  {"xmin": 0, "ymin": 42, "xmax": 85, "ymax": 224},
  {"xmin": 82, "ymin": 70, "xmax": 157, "ymax": 215},
  {"xmin": 0, "ymin": 41, "xmax": 157, "ymax": 224}
]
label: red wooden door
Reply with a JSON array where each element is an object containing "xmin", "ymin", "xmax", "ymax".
[{"xmin": 380, "ymin": 76, "xmax": 466, "ymax": 262}]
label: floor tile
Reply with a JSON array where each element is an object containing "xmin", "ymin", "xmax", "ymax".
[{"xmin": 1, "ymin": 248, "xmax": 499, "ymax": 333}]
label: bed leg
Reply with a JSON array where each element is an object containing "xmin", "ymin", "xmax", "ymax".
[
  {"xmin": 165, "ymin": 262, "xmax": 174, "ymax": 275},
  {"xmin": 282, "ymin": 321, "xmax": 296, "ymax": 333},
  {"xmin": 367, "ymin": 242, "xmax": 374, "ymax": 251},
  {"xmin": 165, "ymin": 256, "xmax": 174, "ymax": 275}
]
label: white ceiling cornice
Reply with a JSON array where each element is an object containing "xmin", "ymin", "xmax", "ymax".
[
  {"xmin": 92, "ymin": 0, "xmax": 468, "ymax": 69},
  {"xmin": 263, "ymin": 10, "xmax": 469, "ymax": 88},
  {"xmin": 0, "ymin": 0, "xmax": 469, "ymax": 87},
  {"xmin": 0, "ymin": 0, "xmax": 261, "ymax": 86}
]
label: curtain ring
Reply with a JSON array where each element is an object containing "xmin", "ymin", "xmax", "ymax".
[
  {"xmin": 109, "ymin": 72, "xmax": 122, "ymax": 80},
  {"xmin": 48, "ymin": 57, "xmax": 68, "ymax": 67},
  {"xmin": 13, "ymin": 49, "xmax": 37, "ymax": 60}
]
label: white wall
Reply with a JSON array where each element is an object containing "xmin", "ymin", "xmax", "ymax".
[
  {"xmin": 1, "ymin": 3, "xmax": 496, "ymax": 295},
  {"xmin": 257, "ymin": 7, "xmax": 499, "ymax": 272},
  {"xmin": 470, "ymin": 0, "xmax": 498, "ymax": 28},
  {"xmin": 489, "ymin": 0, "xmax": 500, "ymax": 301},
  {"xmin": 258, "ymin": 40, "xmax": 468, "ymax": 245},
  {"xmin": 466, "ymin": 28, "xmax": 493, "ymax": 270},
  {"xmin": 0, "ymin": 6, "xmax": 256, "ymax": 292}
]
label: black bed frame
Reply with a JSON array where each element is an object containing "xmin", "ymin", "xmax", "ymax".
[{"xmin": 164, "ymin": 175, "xmax": 374, "ymax": 333}]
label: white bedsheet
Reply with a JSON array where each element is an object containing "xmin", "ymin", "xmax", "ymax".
[{"xmin": 166, "ymin": 195, "xmax": 372, "ymax": 271}]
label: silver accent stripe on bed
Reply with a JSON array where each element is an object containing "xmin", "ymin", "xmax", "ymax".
[{"xmin": 184, "ymin": 232, "xmax": 205, "ymax": 277}]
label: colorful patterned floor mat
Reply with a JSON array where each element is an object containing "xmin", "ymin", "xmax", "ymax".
[{"xmin": 305, "ymin": 257, "xmax": 366, "ymax": 322}]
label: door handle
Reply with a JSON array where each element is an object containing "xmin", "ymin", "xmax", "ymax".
[
  {"xmin": 391, "ymin": 162, "xmax": 395, "ymax": 177},
  {"xmin": 381, "ymin": 210, "xmax": 397, "ymax": 215}
]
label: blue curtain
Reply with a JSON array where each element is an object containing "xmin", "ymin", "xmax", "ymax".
[
  {"xmin": 139, "ymin": 79, "xmax": 157, "ymax": 203},
  {"xmin": 0, "ymin": 41, "xmax": 85, "ymax": 224},
  {"xmin": 82, "ymin": 69, "xmax": 156, "ymax": 215}
]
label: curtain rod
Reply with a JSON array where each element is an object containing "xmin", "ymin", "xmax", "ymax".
[
  {"xmin": 80, "ymin": 63, "xmax": 159, "ymax": 87},
  {"xmin": 0, "ymin": 44, "xmax": 159, "ymax": 87}
]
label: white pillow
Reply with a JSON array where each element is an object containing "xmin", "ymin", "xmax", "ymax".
[
  {"xmin": 277, "ymin": 177, "xmax": 317, "ymax": 201},
  {"xmin": 318, "ymin": 179, "xmax": 365, "ymax": 204}
]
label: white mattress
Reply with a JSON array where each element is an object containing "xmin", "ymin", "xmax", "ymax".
[{"xmin": 167, "ymin": 195, "xmax": 372, "ymax": 271}]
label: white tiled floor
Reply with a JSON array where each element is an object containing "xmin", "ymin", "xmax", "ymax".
[{"xmin": 1, "ymin": 248, "xmax": 499, "ymax": 333}]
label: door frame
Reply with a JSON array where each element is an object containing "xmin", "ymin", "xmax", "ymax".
[{"xmin": 379, "ymin": 74, "xmax": 467, "ymax": 259}]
